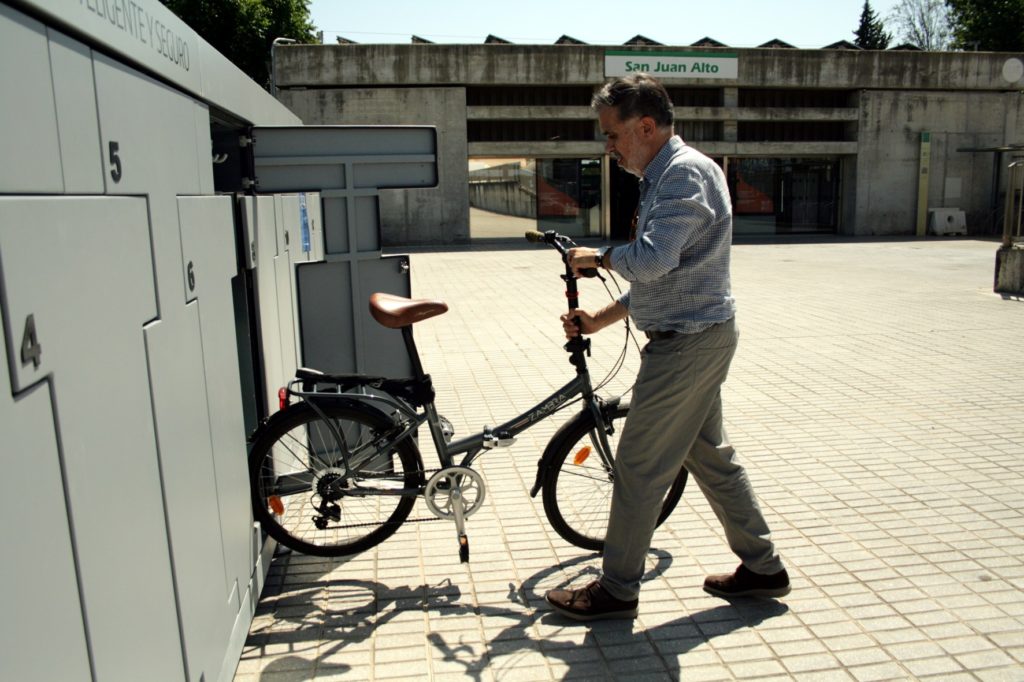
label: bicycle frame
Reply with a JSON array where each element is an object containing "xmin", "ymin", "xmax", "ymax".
[
  {"xmin": 291, "ymin": 230, "xmax": 619, "ymax": 493},
  {"xmin": 292, "ymin": 353, "xmax": 614, "ymax": 495}
]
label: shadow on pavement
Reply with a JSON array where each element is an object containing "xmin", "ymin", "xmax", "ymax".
[{"xmin": 246, "ymin": 548, "xmax": 788, "ymax": 680}]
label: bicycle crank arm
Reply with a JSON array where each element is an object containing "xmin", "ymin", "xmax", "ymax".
[{"xmin": 450, "ymin": 487, "xmax": 470, "ymax": 563}]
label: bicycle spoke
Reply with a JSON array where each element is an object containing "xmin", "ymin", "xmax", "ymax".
[
  {"xmin": 556, "ymin": 466, "xmax": 613, "ymax": 483},
  {"xmin": 251, "ymin": 403, "xmax": 421, "ymax": 556}
]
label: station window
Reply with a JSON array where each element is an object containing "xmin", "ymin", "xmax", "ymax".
[
  {"xmin": 468, "ymin": 157, "xmax": 601, "ymax": 239},
  {"xmin": 728, "ymin": 157, "xmax": 840, "ymax": 235}
]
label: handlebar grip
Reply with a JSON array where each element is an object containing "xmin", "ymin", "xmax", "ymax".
[{"xmin": 579, "ymin": 267, "xmax": 598, "ymax": 279}]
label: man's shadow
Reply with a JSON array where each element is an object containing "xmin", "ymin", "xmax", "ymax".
[{"xmin": 245, "ymin": 548, "xmax": 788, "ymax": 680}]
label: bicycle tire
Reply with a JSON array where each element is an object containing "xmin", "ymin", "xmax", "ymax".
[
  {"xmin": 249, "ymin": 400, "xmax": 423, "ymax": 557},
  {"xmin": 541, "ymin": 403, "xmax": 687, "ymax": 551}
]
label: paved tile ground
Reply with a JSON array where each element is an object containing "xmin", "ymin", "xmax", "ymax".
[{"xmin": 235, "ymin": 237, "xmax": 1024, "ymax": 681}]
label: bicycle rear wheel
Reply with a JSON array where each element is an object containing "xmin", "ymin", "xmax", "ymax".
[
  {"xmin": 541, "ymin": 403, "xmax": 687, "ymax": 551},
  {"xmin": 249, "ymin": 401, "xmax": 423, "ymax": 557}
]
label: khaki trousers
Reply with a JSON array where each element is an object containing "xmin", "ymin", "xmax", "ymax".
[{"xmin": 600, "ymin": 318, "xmax": 784, "ymax": 601}]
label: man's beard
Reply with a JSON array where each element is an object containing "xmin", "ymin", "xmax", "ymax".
[{"xmin": 614, "ymin": 154, "xmax": 642, "ymax": 178}]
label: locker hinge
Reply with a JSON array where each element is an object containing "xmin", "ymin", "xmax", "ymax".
[
  {"xmin": 241, "ymin": 177, "xmax": 258, "ymax": 190},
  {"xmin": 239, "ymin": 134, "xmax": 254, "ymax": 148}
]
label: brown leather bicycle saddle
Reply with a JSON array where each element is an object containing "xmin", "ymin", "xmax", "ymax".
[{"xmin": 369, "ymin": 292, "xmax": 449, "ymax": 329}]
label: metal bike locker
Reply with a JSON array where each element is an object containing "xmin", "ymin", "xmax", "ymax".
[
  {"xmin": 247, "ymin": 126, "xmax": 439, "ymax": 378},
  {"xmin": 0, "ymin": 2, "xmax": 304, "ymax": 681}
]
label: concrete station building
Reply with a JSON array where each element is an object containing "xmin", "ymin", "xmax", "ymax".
[{"xmin": 273, "ymin": 37, "xmax": 1024, "ymax": 245}]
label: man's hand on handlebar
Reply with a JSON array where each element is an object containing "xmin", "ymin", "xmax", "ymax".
[
  {"xmin": 561, "ymin": 302, "xmax": 630, "ymax": 339},
  {"xmin": 566, "ymin": 247, "xmax": 601, "ymax": 279},
  {"xmin": 561, "ymin": 308, "xmax": 599, "ymax": 339}
]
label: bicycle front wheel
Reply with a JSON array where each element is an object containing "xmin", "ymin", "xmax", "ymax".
[
  {"xmin": 541, "ymin": 403, "xmax": 687, "ymax": 551},
  {"xmin": 249, "ymin": 401, "xmax": 423, "ymax": 557}
]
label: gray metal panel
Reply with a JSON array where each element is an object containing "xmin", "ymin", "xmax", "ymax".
[
  {"xmin": 355, "ymin": 256, "xmax": 415, "ymax": 377},
  {"xmin": 251, "ymin": 126, "xmax": 438, "ymax": 193},
  {"xmin": 274, "ymin": 234, "xmax": 299, "ymax": 388},
  {"xmin": 195, "ymin": 102, "xmax": 216, "ymax": 195},
  {"xmin": 257, "ymin": 163, "xmax": 346, "ymax": 194},
  {"xmin": 93, "ymin": 52, "xmax": 208, "ymax": 197},
  {"xmin": 0, "ymin": 196, "xmax": 183, "ymax": 681},
  {"xmin": 244, "ymin": 195, "xmax": 288, "ymax": 415},
  {"xmin": 321, "ymin": 192, "xmax": 384, "ymax": 255},
  {"xmin": 322, "ymin": 195, "xmax": 350, "ymax": 255},
  {"xmin": 145, "ymin": 305, "xmax": 233, "ymax": 682},
  {"xmin": 280, "ymin": 194, "xmax": 311, "ymax": 371},
  {"xmin": 355, "ymin": 196, "xmax": 381, "ymax": 252},
  {"xmin": 0, "ymin": 4, "xmax": 62, "ymax": 192},
  {"xmin": 16, "ymin": 0, "xmax": 300, "ymax": 126},
  {"xmin": 176, "ymin": 196, "xmax": 251, "ymax": 623},
  {"xmin": 253, "ymin": 125, "xmax": 437, "ymax": 159},
  {"xmin": 353, "ymin": 162, "xmax": 437, "ymax": 189},
  {"xmin": 296, "ymin": 256, "xmax": 412, "ymax": 376},
  {"xmin": 248, "ymin": 126, "xmax": 435, "ymax": 380},
  {"xmin": 296, "ymin": 260, "xmax": 357, "ymax": 373},
  {"xmin": 240, "ymin": 198, "xmax": 258, "ymax": 270},
  {"xmin": 0, "ymin": 350, "xmax": 90, "ymax": 681},
  {"xmin": 93, "ymin": 52, "xmax": 215, "ymax": 333},
  {"xmin": 47, "ymin": 29, "xmax": 104, "ymax": 193}
]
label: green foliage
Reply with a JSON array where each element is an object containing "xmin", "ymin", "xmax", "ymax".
[
  {"xmin": 946, "ymin": 0, "xmax": 1024, "ymax": 51},
  {"xmin": 888, "ymin": 0, "xmax": 952, "ymax": 50},
  {"xmin": 160, "ymin": 0, "xmax": 316, "ymax": 87},
  {"xmin": 854, "ymin": 0, "xmax": 893, "ymax": 49}
]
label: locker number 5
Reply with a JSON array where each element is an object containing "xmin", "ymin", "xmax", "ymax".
[{"xmin": 109, "ymin": 141, "xmax": 123, "ymax": 183}]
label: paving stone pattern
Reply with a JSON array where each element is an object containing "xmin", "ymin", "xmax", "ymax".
[{"xmin": 235, "ymin": 238, "xmax": 1024, "ymax": 681}]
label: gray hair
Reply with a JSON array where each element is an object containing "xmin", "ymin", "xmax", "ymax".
[{"xmin": 592, "ymin": 74, "xmax": 674, "ymax": 128}]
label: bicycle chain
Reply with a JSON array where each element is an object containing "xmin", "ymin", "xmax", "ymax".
[{"xmin": 323, "ymin": 466, "xmax": 450, "ymax": 529}]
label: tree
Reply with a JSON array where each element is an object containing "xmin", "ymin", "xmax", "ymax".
[
  {"xmin": 160, "ymin": 0, "xmax": 317, "ymax": 88},
  {"xmin": 853, "ymin": 0, "xmax": 893, "ymax": 49},
  {"xmin": 888, "ymin": 0, "xmax": 952, "ymax": 50},
  {"xmin": 946, "ymin": 0, "xmax": 1024, "ymax": 51}
]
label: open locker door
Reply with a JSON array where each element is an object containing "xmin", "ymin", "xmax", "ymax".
[{"xmin": 248, "ymin": 125, "xmax": 438, "ymax": 378}]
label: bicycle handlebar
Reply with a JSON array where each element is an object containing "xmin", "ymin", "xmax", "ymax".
[
  {"xmin": 526, "ymin": 230, "xmax": 600, "ymax": 365},
  {"xmin": 524, "ymin": 230, "xmax": 599, "ymax": 278}
]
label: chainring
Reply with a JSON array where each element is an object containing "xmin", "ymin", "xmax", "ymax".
[{"xmin": 423, "ymin": 466, "xmax": 486, "ymax": 520}]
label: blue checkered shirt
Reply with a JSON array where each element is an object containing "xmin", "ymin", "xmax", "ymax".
[{"xmin": 608, "ymin": 136, "xmax": 736, "ymax": 334}]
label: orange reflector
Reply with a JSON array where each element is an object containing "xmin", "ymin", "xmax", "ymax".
[
  {"xmin": 573, "ymin": 446, "xmax": 591, "ymax": 465},
  {"xmin": 278, "ymin": 387, "xmax": 288, "ymax": 411},
  {"xmin": 268, "ymin": 496, "xmax": 285, "ymax": 516}
]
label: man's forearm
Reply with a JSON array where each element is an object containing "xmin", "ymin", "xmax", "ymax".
[{"xmin": 593, "ymin": 301, "xmax": 629, "ymax": 332}]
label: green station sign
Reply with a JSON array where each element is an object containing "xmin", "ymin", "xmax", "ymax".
[{"xmin": 604, "ymin": 51, "xmax": 738, "ymax": 80}]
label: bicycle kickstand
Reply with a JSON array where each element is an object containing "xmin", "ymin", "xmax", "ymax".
[{"xmin": 450, "ymin": 487, "xmax": 470, "ymax": 563}]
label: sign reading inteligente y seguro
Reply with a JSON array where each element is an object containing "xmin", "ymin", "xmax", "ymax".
[{"xmin": 604, "ymin": 51, "xmax": 738, "ymax": 79}]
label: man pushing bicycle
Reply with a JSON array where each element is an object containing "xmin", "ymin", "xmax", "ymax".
[{"xmin": 545, "ymin": 74, "xmax": 790, "ymax": 621}]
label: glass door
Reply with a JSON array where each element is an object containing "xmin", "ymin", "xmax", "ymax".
[
  {"xmin": 729, "ymin": 157, "xmax": 839, "ymax": 236},
  {"xmin": 536, "ymin": 158, "xmax": 601, "ymax": 237}
]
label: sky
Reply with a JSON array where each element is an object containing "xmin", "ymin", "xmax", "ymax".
[{"xmin": 308, "ymin": 0, "xmax": 903, "ymax": 50}]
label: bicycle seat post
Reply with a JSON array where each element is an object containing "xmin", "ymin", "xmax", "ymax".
[
  {"xmin": 399, "ymin": 324, "xmax": 453, "ymax": 465},
  {"xmin": 399, "ymin": 325, "xmax": 427, "ymax": 380},
  {"xmin": 368, "ymin": 292, "xmax": 454, "ymax": 465}
]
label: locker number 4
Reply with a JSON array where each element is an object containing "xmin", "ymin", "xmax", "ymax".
[{"xmin": 21, "ymin": 314, "xmax": 42, "ymax": 369}]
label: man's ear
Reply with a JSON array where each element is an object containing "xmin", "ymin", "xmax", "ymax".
[{"xmin": 639, "ymin": 116, "xmax": 657, "ymax": 137}]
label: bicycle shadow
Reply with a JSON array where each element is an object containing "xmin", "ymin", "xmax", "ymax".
[{"xmin": 243, "ymin": 548, "xmax": 789, "ymax": 680}]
